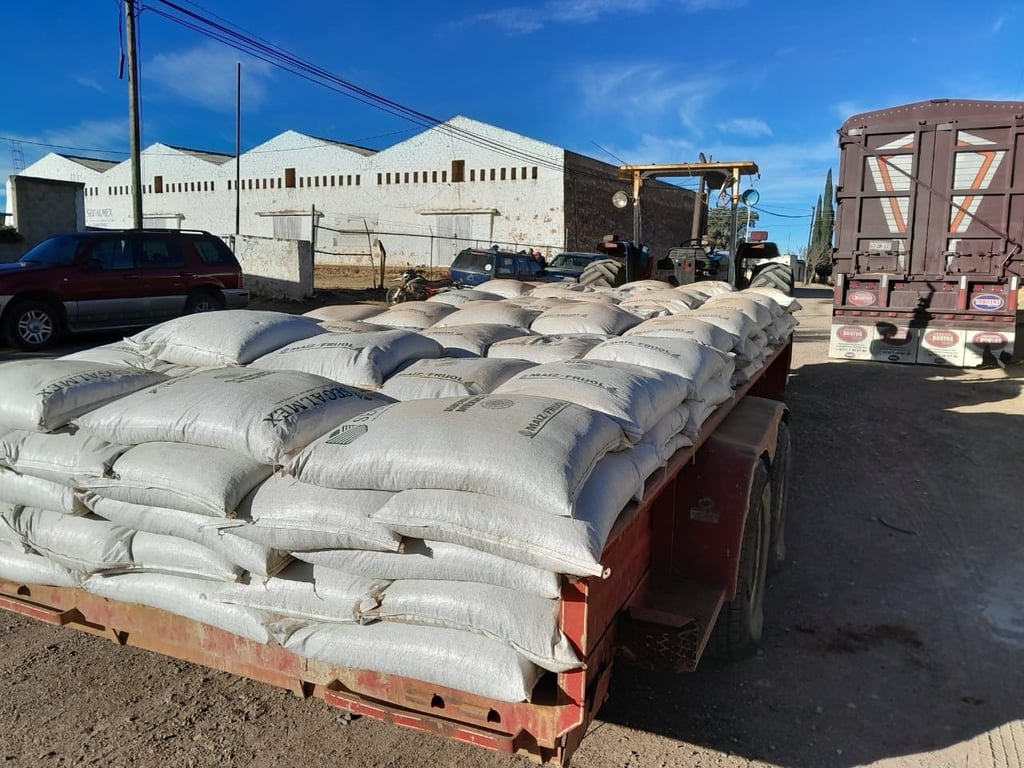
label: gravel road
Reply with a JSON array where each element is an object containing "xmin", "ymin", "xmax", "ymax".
[{"xmin": 2, "ymin": 288, "xmax": 1022, "ymax": 768}]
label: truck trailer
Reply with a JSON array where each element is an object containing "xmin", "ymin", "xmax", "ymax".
[
  {"xmin": 829, "ymin": 99, "xmax": 1024, "ymax": 366},
  {"xmin": 0, "ymin": 296, "xmax": 794, "ymax": 766}
]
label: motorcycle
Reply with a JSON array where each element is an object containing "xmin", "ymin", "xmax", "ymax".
[{"xmin": 386, "ymin": 267, "xmax": 458, "ymax": 304}]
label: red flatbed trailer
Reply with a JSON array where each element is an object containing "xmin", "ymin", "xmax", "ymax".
[{"xmin": 0, "ymin": 342, "xmax": 792, "ymax": 766}]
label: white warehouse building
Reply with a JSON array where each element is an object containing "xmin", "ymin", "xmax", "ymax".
[{"xmin": 17, "ymin": 116, "xmax": 696, "ymax": 269}]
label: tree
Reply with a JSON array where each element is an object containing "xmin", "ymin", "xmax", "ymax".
[
  {"xmin": 705, "ymin": 205, "xmax": 759, "ymax": 247},
  {"xmin": 807, "ymin": 170, "xmax": 834, "ymax": 282}
]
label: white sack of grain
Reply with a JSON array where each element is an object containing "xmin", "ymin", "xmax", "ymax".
[
  {"xmin": 0, "ymin": 359, "xmax": 167, "ymax": 432},
  {"xmin": 83, "ymin": 494, "xmax": 290, "ymax": 578},
  {"xmin": 127, "ymin": 531, "xmax": 244, "ymax": 581},
  {"xmin": 622, "ymin": 315, "xmax": 738, "ymax": 353},
  {"xmin": 82, "ymin": 442, "xmax": 272, "ymax": 518},
  {"xmin": 0, "ymin": 468, "xmax": 85, "ymax": 514},
  {"xmin": 12, "ymin": 508, "xmax": 132, "ymax": 573},
  {"xmin": 767, "ymin": 313, "xmax": 799, "ymax": 344},
  {"xmin": 431, "ymin": 302, "xmax": 542, "ymax": 329},
  {"xmin": 485, "ymin": 334, "xmax": 606, "ymax": 364},
  {"xmin": 316, "ymin": 320, "xmax": 388, "ymax": 334},
  {"xmin": 126, "ymin": 310, "xmax": 326, "ymax": 367},
  {"xmin": 692, "ymin": 280, "xmax": 736, "ymax": 296},
  {"xmin": 637, "ymin": 404, "xmax": 690, "ymax": 460},
  {"xmin": 702, "ymin": 294, "xmax": 776, "ymax": 328},
  {"xmin": 303, "ymin": 304, "xmax": 387, "ymax": 323},
  {"xmin": 237, "ymin": 476, "xmax": 400, "ymax": 553},
  {"xmin": 273, "ymin": 619, "xmax": 542, "ymax": 703},
  {"xmin": 249, "ymin": 330, "xmax": 442, "ymax": 390},
  {"xmin": 0, "ymin": 548, "xmax": 80, "ymax": 588},
  {"xmin": 746, "ymin": 286, "xmax": 802, "ymax": 312},
  {"xmin": 732, "ymin": 359, "xmax": 767, "ymax": 386},
  {"xmin": 0, "ymin": 503, "xmax": 27, "ymax": 551},
  {"xmin": 84, "ymin": 572, "xmax": 272, "ymax": 643},
  {"xmin": 472, "ymin": 279, "xmax": 535, "ymax": 298},
  {"xmin": 73, "ymin": 368, "xmax": 391, "ymax": 465},
  {"xmin": 288, "ymin": 395, "xmax": 627, "ymax": 517},
  {"xmin": 417, "ymin": 325, "xmax": 532, "ymax": 358},
  {"xmin": 0, "ymin": 428, "xmax": 130, "ymax": 486},
  {"xmin": 370, "ymin": 580, "xmax": 579, "ymax": 672},
  {"xmin": 584, "ymin": 336, "xmax": 734, "ymax": 393},
  {"xmin": 379, "ymin": 358, "xmax": 536, "ymax": 400},
  {"xmin": 426, "ymin": 289, "xmax": 502, "ymax": 306},
  {"xmin": 530, "ymin": 303, "xmax": 641, "ymax": 336},
  {"xmin": 526, "ymin": 283, "xmax": 617, "ymax": 301},
  {"xmin": 293, "ymin": 539, "xmax": 561, "ymax": 599},
  {"xmin": 493, "ymin": 359, "xmax": 690, "ymax": 442},
  {"xmin": 684, "ymin": 369, "xmax": 736, "ymax": 438},
  {"xmin": 687, "ymin": 308, "xmax": 757, "ymax": 345},
  {"xmin": 609, "ymin": 280, "xmax": 679, "ymax": 299},
  {"xmin": 370, "ymin": 302, "xmax": 458, "ymax": 330},
  {"xmin": 370, "ymin": 450, "xmax": 642, "ymax": 576},
  {"xmin": 60, "ymin": 341, "xmax": 196, "ymax": 377},
  {"xmin": 616, "ymin": 289, "xmax": 707, "ymax": 317},
  {"xmin": 214, "ymin": 561, "xmax": 388, "ymax": 622}
]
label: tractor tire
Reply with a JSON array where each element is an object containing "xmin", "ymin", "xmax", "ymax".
[
  {"xmin": 749, "ymin": 262, "xmax": 794, "ymax": 295},
  {"xmin": 768, "ymin": 421, "xmax": 792, "ymax": 575},
  {"xmin": 579, "ymin": 259, "xmax": 627, "ymax": 288},
  {"xmin": 709, "ymin": 460, "xmax": 771, "ymax": 661}
]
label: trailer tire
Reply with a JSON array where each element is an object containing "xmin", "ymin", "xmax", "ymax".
[
  {"xmin": 709, "ymin": 460, "xmax": 771, "ymax": 661},
  {"xmin": 768, "ymin": 421, "xmax": 791, "ymax": 575},
  {"xmin": 749, "ymin": 262, "xmax": 794, "ymax": 295},
  {"xmin": 580, "ymin": 259, "xmax": 627, "ymax": 288}
]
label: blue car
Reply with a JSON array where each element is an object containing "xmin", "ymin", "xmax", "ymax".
[
  {"xmin": 449, "ymin": 248, "xmax": 549, "ymax": 287},
  {"xmin": 542, "ymin": 252, "xmax": 604, "ymax": 282}
]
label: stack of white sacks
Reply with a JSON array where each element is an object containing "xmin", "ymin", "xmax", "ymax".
[{"xmin": 0, "ymin": 279, "xmax": 798, "ymax": 703}]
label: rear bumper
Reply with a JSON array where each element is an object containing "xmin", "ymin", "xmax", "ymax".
[{"xmin": 223, "ymin": 289, "xmax": 249, "ymax": 309}]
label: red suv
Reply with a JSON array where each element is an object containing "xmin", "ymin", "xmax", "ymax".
[{"xmin": 0, "ymin": 229, "xmax": 248, "ymax": 350}]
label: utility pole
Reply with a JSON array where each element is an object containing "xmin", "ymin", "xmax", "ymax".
[
  {"xmin": 235, "ymin": 62, "xmax": 241, "ymax": 235},
  {"xmin": 125, "ymin": 0, "xmax": 143, "ymax": 228}
]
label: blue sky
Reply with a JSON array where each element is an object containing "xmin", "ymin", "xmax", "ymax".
[{"xmin": 3, "ymin": 0, "xmax": 1022, "ymax": 251}]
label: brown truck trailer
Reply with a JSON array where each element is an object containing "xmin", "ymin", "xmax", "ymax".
[
  {"xmin": 0, "ymin": 343, "xmax": 792, "ymax": 767},
  {"xmin": 829, "ymin": 99, "xmax": 1024, "ymax": 366}
]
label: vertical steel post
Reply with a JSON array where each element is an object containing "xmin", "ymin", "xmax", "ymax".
[{"xmin": 235, "ymin": 62, "xmax": 241, "ymax": 235}]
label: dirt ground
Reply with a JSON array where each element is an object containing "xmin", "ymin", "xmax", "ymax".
[{"xmin": 2, "ymin": 278, "xmax": 1023, "ymax": 768}]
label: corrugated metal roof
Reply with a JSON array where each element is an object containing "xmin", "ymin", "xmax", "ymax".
[
  {"xmin": 59, "ymin": 154, "xmax": 120, "ymax": 172},
  {"xmin": 163, "ymin": 144, "xmax": 235, "ymax": 165}
]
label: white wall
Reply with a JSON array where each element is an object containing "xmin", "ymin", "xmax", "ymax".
[{"xmin": 224, "ymin": 234, "xmax": 313, "ymax": 300}]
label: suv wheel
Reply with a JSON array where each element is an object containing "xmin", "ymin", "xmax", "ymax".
[
  {"xmin": 5, "ymin": 300, "xmax": 60, "ymax": 351},
  {"xmin": 184, "ymin": 290, "xmax": 225, "ymax": 314}
]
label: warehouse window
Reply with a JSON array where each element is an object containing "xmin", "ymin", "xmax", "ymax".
[
  {"xmin": 211, "ymin": 181, "xmax": 216, "ymax": 191},
  {"xmin": 314, "ymin": 176, "xmax": 319, "ymax": 187},
  {"xmin": 322, "ymin": 175, "xmax": 327, "ymax": 186},
  {"xmin": 451, "ymin": 160, "xmax": 465, "ymax": 183},
  {"xmin": 432, "ymin": 171, "xmax": 438, "ymax": 183},
  {"xmin": 154, "ymin": 176, "xmax": 164, "ymax": 194},
  {"xmin": 330, "ymin": 176, "xmax": 335, "ymax": 187},
  {"xmin": 442, "ymin": 170, "xmax": 447, "ymax": 182},
  {"xmin": 285, "ymin": 168, "xmax": 296, "ymax": 188},
  {"xmin": 490, "ymin": 169, "xmax": 496, "ymax": 181},
  {"xmin": 500, "ymin": 168, "xmax": 507, "ymax": 180},
  {"xmin": 306, "ymin": 177, "xmax": 312, "ymax": 187},
  {"xmin": 511, "ymin": 167, "xmax": 517, "ymax": 180},
  {"xmin": 347, "ymin": 175, "xmax": 353, "ymax": 186},
  {"xmin": 470, "ymin": 169, "xmax": 475, "ymax": 182},
  {"xmin": 532, "ymin": 166, "xmax": 538, "ymax": 179},
  {"xmin": 387, "ymin": 173, "xmax": 392, "ymax": 184},
  {"xmin": 402, "ymin": 172, "xmax": 408, "ymax": 183},
  {"xmin": 355, "ymin": 175, "xmax": 360, "ymax": 186},
  {"xmin": 228, "ymin": 181, "xmax": 232, "ymax": 191},
  {"xmin": 522, "ymin": 166, "xmax": 527, "ymax": 179}
]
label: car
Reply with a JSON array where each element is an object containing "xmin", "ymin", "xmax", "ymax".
[
  {"xmin": 0, "ymin": 228, "xmax": 249, "ymax": 350},
  {"xmin": 543, "ymin": 252, "xmax": 605, "ymax": 281},
  {"xmin": 448, "ymin": 248, "xmax": 549, "ymax": 287}
]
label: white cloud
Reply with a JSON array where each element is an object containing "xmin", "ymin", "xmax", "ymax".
[
  {"xmin": 992, "ymin": 16, "xmax": 1005, "ymax": 34},
  {"xmin": 716, "ymin": 118, "xmax": 773, "ymax": 137},
  {"xmin": 75, "ymin": 76, "xmax": 105, "ymax": 93},
  {"xmin": 466, "ymin": 0, "xmax": 745, "ymax": 32},
  {"xmin": 146, "ymin": 43, "xmax": 274, "ymax": 112}
]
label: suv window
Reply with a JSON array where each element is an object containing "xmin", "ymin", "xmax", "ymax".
[
  {"xmin": 89, "ymin": 238, "xmax": 134, "ymax": 270},
  {"xmin": 138, "ymin": 237, "xmax": 185, "ymax": 269},
  {"xmin": 18, "ymin": 235, "xmax": 80, "ymax": 266},
  {"xmin": 194, "ymin": 238, "xmax": 237, "ymax": 265}
]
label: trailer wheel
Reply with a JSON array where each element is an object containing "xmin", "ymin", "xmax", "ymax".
[
  {"xmin": 709, "ymin": 460, "xmax": 771, "ymax": 661},
  {"xmin": 768, "ymin": 421, "xmax": 791, "ymax": 575},
  {"xmin": 749, "ymin": 262, "xmax": 794, "ymax": 295}
]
